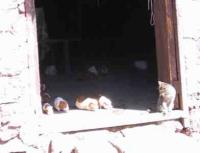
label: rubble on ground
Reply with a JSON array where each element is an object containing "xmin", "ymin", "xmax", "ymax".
[{"xmin": 18, "ymin": 124, "xmax": 200, "ymax": 153}]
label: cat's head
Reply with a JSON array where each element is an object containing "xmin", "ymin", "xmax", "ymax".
[
  {"xmin": 158, "ymin": 81, "xmax": 169, "ymax": 93},
  {"xmin": 158, "ymin": 81, "xmax": 176, "ymax": 95},
  {"xmin": 158, "ymin": 81, "xmax": 167, "ymax": 87}
]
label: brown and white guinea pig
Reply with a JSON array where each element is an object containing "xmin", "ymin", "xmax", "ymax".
[
  {"xmin": 75, "ymin": 96, "xmax": 99, "ymax": 111},
  {"xmin": 54, "ymin": 97, "xmax": 69, "ymax": 112},
  {"xmin": 98, "ymin": 96, "xmax": 113, "ymax": 109},
  {"xmin": 42, "ymin": 103, "xmax": 54, "ymax": 115}
]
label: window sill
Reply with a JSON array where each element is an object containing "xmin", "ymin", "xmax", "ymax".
[{"xmin": 37, "ymin": 109, "xmax": 188, "ymax": 134}]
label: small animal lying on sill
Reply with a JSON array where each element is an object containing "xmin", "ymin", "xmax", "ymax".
[
  {"xmin": 75, "ymin": 95, "xmax": 113, "ymax": 111},
  {"xmin": 54, "ymin": 97, "xmax": 69, "ymax": 112},
  {"xmin": 42, "ymin": 103, "xmax": 54, "ymax": 115},
  {"xmin": 75, "ymin": 96, "xmax": 99, "ymax": 111},
  {"xmin": 42, "ymin": 94, "xmax": 113, "ymax": 114},
  {"xmin": 98, "ymin": 96, "xmax": 113, "ymax": 109},
  {"xmin": 157, "ymin": 81, "xmax": 176, "ymax": 114},
  {"xmin": 42, "ymin": 97, "xmax": 69, "ymax": 115}
]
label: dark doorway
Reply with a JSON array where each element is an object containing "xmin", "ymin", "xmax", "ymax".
[{"xmin": 35, "ymin": 0, "xmax": 159, "ymax": 111}]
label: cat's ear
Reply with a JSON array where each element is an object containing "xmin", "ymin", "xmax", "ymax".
[{"xmin": 158, "ymin": 81, "xmax": 162, "ymax": 86}]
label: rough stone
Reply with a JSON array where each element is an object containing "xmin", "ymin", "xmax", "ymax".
[
  {"xmin": 0, "ymin": 127, "xmax": 19, "ymax": 143},
  {"xmin": 176, "ymin": 0, "xmax": 200, "ymax": 129},
  {"xmin": 0, "ymin": 0, "xmax": 40, "ymax": 152}
]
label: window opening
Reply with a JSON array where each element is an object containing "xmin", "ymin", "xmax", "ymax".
[{"xmin": 35, "ymin": 0, "xmax": 159, "ymax": 115}]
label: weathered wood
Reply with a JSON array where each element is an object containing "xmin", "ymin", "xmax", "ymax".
[
  {"xmin": 154, "ymin": 0, "xmax": 179, "ymax": 82},
  {"xmin": 38, "ymin": 109, "xmax": 187, "ymax": 134},
  {"xmin": 154, "ymin": 0, "xmax": 182, "ymax": 109}
]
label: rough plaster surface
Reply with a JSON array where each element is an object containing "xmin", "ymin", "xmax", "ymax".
[
  {"xmin": 1, "ymin": 124, "xmax": 197, "ymax": 153},
  {"xmin": 176, "ymin": 0, "xmax": 200, "ymax": 105},
  {"xmin": 0, "ymin": 0, "xmax": 29, "ymax": 104},
  {"xmin": 176, "ymin": 0, "xmax": 200, "ymax": 131},
  {"xmin": 0, "ymin": 0, "xmax": 40, "ymax": 152}
]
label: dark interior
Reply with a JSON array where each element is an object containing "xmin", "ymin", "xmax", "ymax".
[{"xmin": 35, "ymin": 0, "xmax": 159, "ymax": 111}]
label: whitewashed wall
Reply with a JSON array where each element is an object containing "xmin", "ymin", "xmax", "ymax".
[
  {"xmin": 0, "ymin": 0, "xmax": 41, "ymax": 152},
  {"xmin": 176, "ymin": 0, "xmax": 200, "ymax": 107}
]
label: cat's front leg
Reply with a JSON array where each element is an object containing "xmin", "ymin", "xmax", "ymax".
[
  {"xmin": 168, "ymin": 100, "xmax": 175, "ymax": 112},
  {"xmin": 161, "ymin": 102, "xmax": 169, "ymax": 115}
]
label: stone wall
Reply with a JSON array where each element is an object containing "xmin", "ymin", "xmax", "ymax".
[
  {"xmin": 176, "ymin": 0, "xmax": 200, "ymax": 130},
  {"xmin": 0, "ymin": 0, "xmax": 41, "ymax": 152},
  {"xmin": 176, "ymin": 0, "xmax": 200, "ymax": 106}
]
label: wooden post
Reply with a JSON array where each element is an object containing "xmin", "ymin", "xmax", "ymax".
[{"xmin": 154, "ymin": 0, "xmax": 182, "ymax": 109}]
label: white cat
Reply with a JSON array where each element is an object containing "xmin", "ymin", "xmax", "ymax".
[{"xmin": 157, "ymin": 81, "xmax": 176, "ymax": 114}]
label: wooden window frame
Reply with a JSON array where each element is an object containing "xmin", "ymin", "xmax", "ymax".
[{"xmin": 34, "ymin": 0, "xmax": 187, "ymax": 133}]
